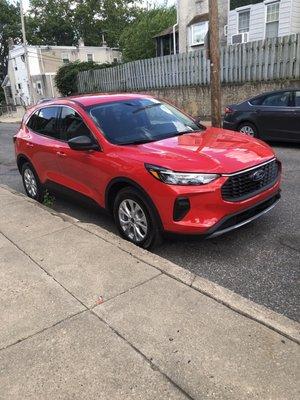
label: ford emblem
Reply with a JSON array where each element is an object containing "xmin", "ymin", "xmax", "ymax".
[{"xmin": 251, "ymin": 169, "xmax": 265, "ymax": 181}]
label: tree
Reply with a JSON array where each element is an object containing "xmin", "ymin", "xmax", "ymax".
[
  {"xmin": 26, "ymin": 0, "xmax": 77, "ymax": 46},
  {"xmin": 119, "ymin": 6, "xmax": 176, "ymax": 62},
  {"xmin": 54, "ymin": 60, "xmax": 115, "ymax": 96},
  {"xmin": 0, "ymin": 0, "xmax": 21, "ymax": 79},
  {"xmin": 26, "ymin": 0, "xmax": 140, "ymax": 47}
]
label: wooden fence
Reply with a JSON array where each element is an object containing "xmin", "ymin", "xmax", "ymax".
[{"xmin": 77, "ymin": 34, "xmax": 300, "ymax": 93}]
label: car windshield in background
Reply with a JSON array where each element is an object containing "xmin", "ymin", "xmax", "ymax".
[{"xmin": 88, "ymin": 99, "xmax": 203, "ymax": 145}]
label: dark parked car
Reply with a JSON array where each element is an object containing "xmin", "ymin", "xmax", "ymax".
[{"xmin": 223, "ymin": 89, "xmax": 300, "ymax": 142}]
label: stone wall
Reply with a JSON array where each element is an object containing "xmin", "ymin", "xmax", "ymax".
[{"xmin": 141, "ymin": 80, "xmax": 300, "ymax": 118}]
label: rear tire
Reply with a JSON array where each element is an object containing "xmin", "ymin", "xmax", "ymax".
[
  {"xmin": 21, "ymin": 162, "xmax": 44, "ymax": 202},
  {"xmin": 238, "ymin": 122, "xmax": 258, "ymax": 138},
  {"xmin": 113, "ymin": 187, "xmax": 163, "ymax": 249}
]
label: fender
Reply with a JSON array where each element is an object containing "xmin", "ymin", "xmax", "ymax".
[
  {"xmin": 105, "ymin": 177, "xmax": 163, "ymax": 230},
  {"xmin": 16, "ymin": 154, "xmax": 33, "ymax": 173}
]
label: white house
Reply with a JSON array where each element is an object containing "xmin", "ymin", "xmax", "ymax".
[
  {"xmin": 177, "ymin": 0, "xmax": 229, "ymax": 52},
  {"xmin": 227, "ymin": 0, "xmax": 300, "ymax": 45},
  {"xmin": 154, "ymin": 0, "xmax": 228, "ymax": 56},
  {"xmin": 2, "ymin": 40, "xmax": 122, "ymax": 106}
]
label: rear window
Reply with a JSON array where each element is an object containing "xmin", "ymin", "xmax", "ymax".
[{"xmin": 249, "ymin": 97, "xmax": 264, "ymax": 106}]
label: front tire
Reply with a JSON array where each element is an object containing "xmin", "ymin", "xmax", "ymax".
[
  {"xmin": 21, "ymin": 162, "xmax": 44, "ymax": 202},
  {"xmin": 238, "ymin": 122, "xmax": 258, "ymax": 137},
  {"xmin": 113, "ymin": 187, "xmax": 162, "ymax": 249}
]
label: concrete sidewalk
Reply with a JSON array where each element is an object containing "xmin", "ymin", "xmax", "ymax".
[{"xmin": 0, "ymin": 185, "xmax": 299, "ymax": 399}]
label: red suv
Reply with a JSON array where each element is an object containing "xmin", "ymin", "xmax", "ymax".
[{"xmin": 14, "ymin": 94, "xmax": 281, "ymax": 248}]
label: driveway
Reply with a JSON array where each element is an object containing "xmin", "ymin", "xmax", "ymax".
[{"xmin": 1, "ymin": 122, "xmax": 299, "ymax": 321}]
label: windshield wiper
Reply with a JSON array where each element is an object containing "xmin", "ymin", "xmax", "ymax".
[
  {"xmin": 119, "ymin": 138, "xmax": 157, "ymax": 145},
  {"xmin": 132, "ymin": 103, "xmax": 162, "ymax": 114},
  {"xmin": 166, "ymin": 129, "xmax": 197, "ymax": 138}
]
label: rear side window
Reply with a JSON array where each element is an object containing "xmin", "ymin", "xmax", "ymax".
[
  {"xmin": 261, "ymin": 92, "xmax": 291, "ymax": 107},
  {"xmin": 27, "ymin": 107, "xmax": 60, "ymax": 139},
  {"xmin": 249, "ymin": 97, "xmax": 264, "ymax": 106},
  {"xmin": 27, "ymin": 111, "xmax": 40, "ymax": 131},
  {"xmin": 59, "ymin": 107, "xmax": 93, "ymax": 141},
  {"xmin": 294, "ymin": 91, "xmax": 300, "ymax": 107}
]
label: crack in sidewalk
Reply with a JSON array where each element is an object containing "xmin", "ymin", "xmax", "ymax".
[{"xmin": 0, "ymin": 230, "xmax": 193, "ymax": 398}]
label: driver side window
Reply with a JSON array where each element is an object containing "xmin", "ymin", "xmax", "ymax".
[{"xmin": 59, "ymin": 107, "xmax": 93, "ymax": 141}]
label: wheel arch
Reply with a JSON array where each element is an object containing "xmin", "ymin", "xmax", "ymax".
[
  {"xmin": 16, "ymin": 154, "xmax": 32, "ymax": 173},
  {"xmin": 105, "ymin": 177, "xmax": 163, "ymax": 230},
  {"xmin": 237, "ymin": 120, "xmax": 259, "ymax": 133}
]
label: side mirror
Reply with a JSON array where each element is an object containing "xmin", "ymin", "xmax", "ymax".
[{"xmin": 68, "ymin": 135, "xmax": 100, "ymax": 151}]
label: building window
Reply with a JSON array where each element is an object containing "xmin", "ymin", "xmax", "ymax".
[
  {"xmin": 61, "ymin": 53, "xmax": 70, "ymax": 64},
  {"xmin": 36, "ymin": 81, "xmax": 43, "ymax": 95},
  {"xmin": 238, "ymin": 10, "xmax": 250, "ymax": 33},
  {"xmin": 191, "ymin": 21, "xmax": 208, "ymax": 46},
  {"xmin": 87, "ymin": 53, "xmax": 94, "ymax": 62},
  {"xmin": 17, "ymin": 83, "xmax": 22, "ymax": 90},
  {"xmin": 266, "ymin": 2, "xmax": 279, "ymax": 38}
]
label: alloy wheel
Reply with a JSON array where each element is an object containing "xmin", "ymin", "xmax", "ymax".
[
  {"xmin": 118, "ymin": 199, "xmax": 148, "ymax": 243},
  {"xmin": 24, "ymin": 168, "xmax": 38, "ymax": 197},
  {"xmin": 239, "ymin": 125, "xmax": 255, "ymax": 136}
]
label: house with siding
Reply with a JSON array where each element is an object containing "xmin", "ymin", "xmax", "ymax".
[
  {"xmin": 227, "ymin": 0, "xmax": 300, "ymax": 45},
  {"xmin": 2, "ymin": 39, "xmax": 121, "ymax": 106},
  {"xmin": 177, "ymin": 0, "xmax": 228, "ymax": 52},
  {"xmin": 154, "ymin": 0, "xmax": 228, "ymax": 56}
]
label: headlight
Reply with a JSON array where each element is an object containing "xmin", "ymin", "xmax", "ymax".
[{"xmin": 145, "ymin": 164, "xmax": 220, "ymax": 185}]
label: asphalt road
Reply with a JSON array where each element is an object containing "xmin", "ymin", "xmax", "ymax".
[{"xmin": 1, "ymin": 122, "xmax": 299, "ymax": 321}]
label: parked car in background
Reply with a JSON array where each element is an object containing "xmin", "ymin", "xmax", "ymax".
[
  {"xmin": 223, "ymin": 89, "xmax": 300, "ymax": 142},
  {"xmin": 14, "ymin": 94, "xmax": 281, "ymax": 248}
]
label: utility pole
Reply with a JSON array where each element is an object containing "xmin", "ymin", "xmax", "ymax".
[
  {"xmin": 208, "ymin": 0, "xmax": 222, "ymax": 127},
  {"xmin": 20, "ymin": 0, "xmax": 33, "ymax": 105}
]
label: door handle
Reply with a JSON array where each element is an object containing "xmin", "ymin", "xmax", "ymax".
[
  {"xmin": 26, "ymin": 142, "xmax": 34, "ymax": 147},
  {"xmin": 56, "ymin": 151, "xmax": 67, "ymax": 158}
]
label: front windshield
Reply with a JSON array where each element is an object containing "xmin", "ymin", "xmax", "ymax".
[{"xmin": 88, "ymin": 98, "xmax": 203, "ymax": 145}]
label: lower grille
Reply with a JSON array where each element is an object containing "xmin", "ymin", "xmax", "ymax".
[{"xmin": 221, "ymin": 159, "xmax": 280, "ymax": 202}]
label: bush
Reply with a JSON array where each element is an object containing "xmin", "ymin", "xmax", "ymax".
[{"xmin": 54, "ymin": 61, "xmax": 114, "ymax": 96}]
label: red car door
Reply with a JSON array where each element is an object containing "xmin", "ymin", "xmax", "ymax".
[
  {"xmin": 25, "ymin": 106, "xmax": 63, "ymax": 184},
  {"xmin": 54, "ymin": 106, "xmax": 106, "ymax": 204}
]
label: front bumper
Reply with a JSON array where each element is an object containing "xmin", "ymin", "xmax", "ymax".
[
  {"xmin": 206, "ymin": 191, "xmax": 280, "ymax": 238},
  {"xmin": 158, "ymin": 175, "xmax": 281, "ymax": 235}
]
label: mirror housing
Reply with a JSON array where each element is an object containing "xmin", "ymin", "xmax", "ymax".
[{"xmin": 68, "ymin": 136, "xmax": 100, "ymax": 151}]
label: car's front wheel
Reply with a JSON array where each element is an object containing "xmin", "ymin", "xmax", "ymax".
[
  {"xmin": 21, "ymin": 162, "xmax": 44, "ymax": 202},
  {"xmin": 113, "ymin": 187, "xmax": 162, "ymax": 249},
  {"xmin": 238, "ymin": 122, "xmax": 258, "ymax": 137}
]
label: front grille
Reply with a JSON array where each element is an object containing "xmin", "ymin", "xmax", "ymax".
[
  {"xmin": 221, "ymin": 159, "xmax": 280, "ymax": 202},
  {"xmin": 214, "ymin": 193, "xmax": 280, "ymax": 233}
]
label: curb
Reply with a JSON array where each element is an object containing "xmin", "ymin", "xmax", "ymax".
[{"xmin": 1, "ymin": 184, "xmax": 299, "ymax": 344}]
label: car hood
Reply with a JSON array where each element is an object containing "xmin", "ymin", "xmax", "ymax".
[{"xmin": 127, "ymin": 128, "xmax": 275, "ymax": 174}]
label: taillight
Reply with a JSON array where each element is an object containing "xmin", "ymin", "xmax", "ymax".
[{"xmin": 225, "ymin": 107, "xmax": 234, "ymax": 114}]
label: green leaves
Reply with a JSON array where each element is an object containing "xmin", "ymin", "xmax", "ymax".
[
  {"xmin": 26, "ymin": 0, "xmax": 140, "ymax": 48},
  {"xmin": 119, "ymin": 6, "xmax": 176, "ymax": 62},
  {"xmin": 54, "ymin": 60, "xmax": 112, "ymax": 96},
  {"xmin": 0, "ymin": 0, "xmax": 22, "ymax": 78}
]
